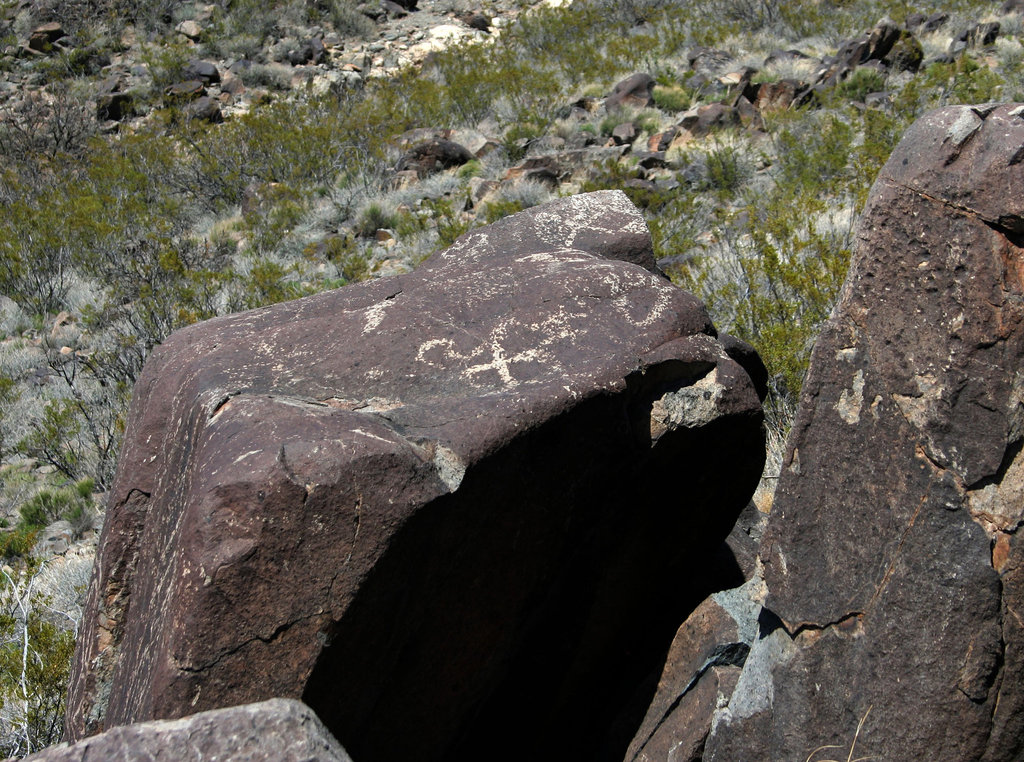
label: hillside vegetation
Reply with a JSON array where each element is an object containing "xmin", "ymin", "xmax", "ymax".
[{"xmin": 0, "ymin": 0, "xmax": 1022, "ymax": 753}]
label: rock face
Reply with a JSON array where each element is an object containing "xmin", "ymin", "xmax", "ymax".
[
  {"xmin": 65, "ymin": 191, "xmax": 766, "ymax": 761},
  {"xmin": 700, "ymin": 104, "xmax": 1024, "ymax": 759},
  {"xmin": 624, "ymin": 503, "xmax": 766, "ymax": 762},
  {"xmin": 25, "ymin": 699, "xmax": 351, "ymax": 761}
]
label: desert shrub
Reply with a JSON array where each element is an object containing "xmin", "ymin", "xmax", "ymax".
[
  {"xmin": 674, "ymin": 109, "xmax": 879, "ymax": 407},
  {"xmin": 0, "ymin": 560, "xmax": 77, "ymax": 756},
  {"xmin": 773, "ymin": 114, "xmax": 855, "ymax": 196},
  {"xmin": 702, "ymin": 141, "xmax": 751, "ymax": 199},
  {"xmin": 307, "ymin": 235, "xmax": 372, "ymax": 284},
  {"xmin": 356, "ymin": 202, "xmax": 399, "ymax": 238},
  {"xmin": 0, "ymin": 529, "xmax": 37, "ymax": 562},
  {"xmin": 241, "ymin": 183, "xmax": 307, "ymax": 254},
  {"xmin": 0, "ymin": 206, "xmax": 73, "ymax": 319},
  {"xmin": 652, "ymin": 84, "xmax": 692, "ymax": 111},
  {"xmin": 457, "ymin": 160, "xmax": 483, "ymax": 179},
  {"xmin": 320, "ymin": 0, "xmax": 375, "ymax": 37},
  {"xmin": 338, "ymin": 250, "xmax": 371, "ymax": 284},
  {"xmin": 0, "ymin": 375, "xmax": 15, "ymax": 462},
  {"xmin": 423, "ymin": 198, "xmax": 471, "ymax": 249},
  {"xmin": 0, "ymin": 82, "xmax": 96, "ymax": 177},
  {"xmin": 16, "ymin": 479, "xmax": 92, "ymax": 532},
  {"xmin": 835, "ymin": 67, "xmax": 887, "ymax": 102},
  {"xmin": 925, "ymin": 54, "xmax": 1005, "ymax": 105},
  {"xmin": 582, "ymin": 157, "xmax": 676, "ymax": 213},
  {"xmin": 140, "ymin": 40, "xmax": 194, "ymax": 91},
  {"xmin": 17, "ymin": 400, "xmax": 88, "ymax": 486},
  {"xmin": 236, "ymin": 63, "xmax": 293, "ymax": 91},
  {"xmin": 230, "ymin": 257, "xmax": 312, "ymax": 311},
  {"xmin": 482, "ymin": 198, "xmax": 526, "ymax": 224},
  {"xmin": 480, "ymin": 179, "xmax": 554, "ymax": 225}
]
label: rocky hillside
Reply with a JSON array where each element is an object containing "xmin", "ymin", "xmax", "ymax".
[
  {"xmin": 16, "ymin": 101, "xmax": 1024, "ymax": 761},
  {"xmin": 3, "ymin": 0, "xmax": 1024, "ymax": 754}
]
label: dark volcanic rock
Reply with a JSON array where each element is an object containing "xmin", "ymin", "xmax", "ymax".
[
  {"xmin": 182, "ymin": 59, "xmax": 221, "ymax": 85},
  {"xmin": 27, "ymin": 699, "xmax": 350, "ymax": 761},
  {"xmin": 66, "ymin": 191, "xmax": 766, "ymax": 762},
  {"xmin": 164, "ymin": 79, "xmax": 206, "ymax": 102},
  {"xmin": 679, "ymin": 103, "xmax": 740, "ymax": 138},
  {"xmin": 606, "ymin": 72, "xmax": 656, "ymax": 110},
  {"xmin": 752, "ymin": 78, "xmax": 809, "ymax": 111},
  {"xmin": 287, "ymin": 38, "xmax": 327, "ymax": 65},
  {"xmin": 27, "ymin": 22, "xmax": 64, "ymax": 53},
  {"xmin": 702, "ymin": 103, "xmax": 1024, "ymax": 760},
  {"xmin": 96, "ymin": 92, "xmax": 133, "ymax": 122},
  {"xmin": 396, "ymin": 137, "xmax": 473, "ymax": 176},
  {"xmin": 954, "ymin": 21, "xmax": 1000, "ymax": 50},
  {"xmin": 185, "ymin": 96, "xmax": 223, "ymax": 123},
  {"xmin": 884, "ymin": 29, "xmax": 924, "ymax": 72},
  {"xmin": 624, "ymin": 503, "xmax": 766, "ymax": 762}
]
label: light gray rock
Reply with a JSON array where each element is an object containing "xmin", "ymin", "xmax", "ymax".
[{"xmin": 26, "ymin": 699, "xmax": 350, "ymax": 761}]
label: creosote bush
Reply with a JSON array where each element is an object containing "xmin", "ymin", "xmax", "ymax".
[{"xmin": 0, "ymin": 559, "xmax": 78, "ymax": 757}]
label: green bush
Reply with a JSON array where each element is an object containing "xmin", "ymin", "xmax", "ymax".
[
  {"xmin": 703, "ymin": 142, "xmax": 750, "ymax": 199},
  {"xmin": 0, "ymin": 529, "xmax": 37, "ymax": 562},
  {"xmin": 17, "ymin": 478, "xmax": 95, "ymax": 533},
  {"xmin": 0, "ymin": 561, "xmax": 77, "ymax": 755},
  {"xmin": 356, "ymin": 203, "xmax": 400, "ymax": 238},
  {"xmin": 652, "ymin": 84, "xmax": 692, "ymax": 112},
  {"xmin": 835, "ymin": 67, "xmax": 887, "ymax": 103}
]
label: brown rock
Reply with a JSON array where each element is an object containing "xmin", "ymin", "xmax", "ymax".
[
  {"xmin": 175, "ymin": 19, "xmax": 203, "ymax": 40},
  {"xmin": 622, "ymin": 500, "xmax": 766, "ymax": 762},
  {"xmin": 883, "ymin": 29, "xmax": 924, "ymax": 72},
  {"xmin": 753, "ymin": 79, "xmax": 809, "ymax": 111},
  {"xmin": 66, "ymin": 191, "xmax": 766, "ymax": 762},
  {"xmin": 906, "ymin": 11, "xmax": 949, "ymax": 31},
  {"xmin": 185, "ymin": 95, "xmax": 223, "ymax": 123},
  {"xmin": 954, "ymin": 21, "xmax": 1000, "ymax": 51},
  {"xmin": 395, "ymin": 138, "xmax": 473, "ymax": 176},
  {"xmin": 182, "ymin": 59, "xmax": 221, "ymax": 85},
  {"xmin": 29, "ymin": 699, "xmax": 350, "ymax": 761},
  {"xmin": 704, "ymin": 104, "xmax": 1024, "ymax": 761},
  {"xmin": 164, "ymin": 79, "xmax": 206, "ymax": 102},
  {"xmin": 678, "ymin": 103, "xmax": 740, "ymax": 139},
  {"xmin": 611, "ymin": 121, "xmax": 638, "ymax": 145},
  {"xmin": 606, "ymin": 73, "xmax": 655, "ymax": 111},
  {"xmin": 647, "ymin": 127, "xmax": 678, "ymax": 152},
  {"xmin": 96, "ymin": 92, "xmax": 133, "ymax": 122},
  {"xmin": 688, "ymin": 48, "xmax": 732, "ymax": 77},
  {"xmin": 220, "ymin": 73, "xmax": 245, "ymax": 96},
  {"xmin": 503, "ymin": 155, "xmax": 562, "ymax": 187},
  {"xmin": 459, "ymin": 12, "xmax": 490, "ymax": 31},
  {"xmin": 835, "ymin": 19, "xmax": 901, "ymax": 68},
  {"xmin": 625, "ymin": 588, "xmax": 755, "ymax": 761},
  {"xmin": 27, "ymin": 22, "xmax": 64, "ymax": 53}
]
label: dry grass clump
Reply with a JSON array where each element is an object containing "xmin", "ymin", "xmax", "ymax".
[{"xmin": 805, "ymin": 706, "xmax": 876, "ymax": 762}]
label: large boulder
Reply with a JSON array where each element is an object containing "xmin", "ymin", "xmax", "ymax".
[
  {"xmin": 605, "ymin": 73, "xmax": 656, "ymax": 111},
  {"xmin": 395, "ymin": 137, "xmax": 474, "ymax": 176},
  {"xmin": 65, "ymin": 191, "xmax": 766, "ymax": 762},
  {"xmin": 26, "ymin": 699, "xmax": 350, "ymax": 761},
  {"xmin": 701, "ymin": 104, "xmax": 1024, "ymax": 759}
]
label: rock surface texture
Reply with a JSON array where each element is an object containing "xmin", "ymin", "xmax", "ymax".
[
  {"xmin": 23, "ymin": 699, "xmax": 350, "ymax": 761},
  {"xmin": 697, "ymin": 104, "xmax": 1024, "ymax": 760},
  {"xmin": 65, "ymin": 191, "xmax": 766, "ymax": 762}
]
